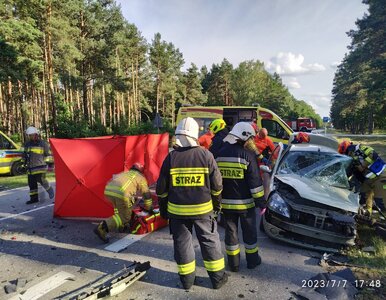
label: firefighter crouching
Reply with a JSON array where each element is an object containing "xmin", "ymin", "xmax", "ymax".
[
  {"xmin": 156, "ymin": 117, "xmax": 228, "ymax": 290},
  {"xmin": 339, "ymin": 140, "xmax": 386, "ymax": 214},
  {"xmin": 94, "ymin": 162, "xmax": 153, "ymax": 243},
  {"xmin": 23, "ymin": 126, "xmax": 54, "ymax": 204},
  {"xmin": 216, "ymin": 122, "xmax": 266, "ymax": 272}
]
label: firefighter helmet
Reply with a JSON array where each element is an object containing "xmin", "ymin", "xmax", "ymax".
[
  {"xmin": 209, "ymin": 119, "xmax": 226, "ymax": 134},
  {"xmin": 228, "ymin": 122, "xmax": 255, "ymax": 141},
  {"xmin": 132, "ymin": 162, "xmax": 145, "ymax": 173},
  {"xmin": 175, "ymin": 117, "xmax": 199, "ymax": 140},
  {"xmin": 293, "ymin": 132, "xmax": 310, "ymax": 144},
  {"xmin": 26, "ymin": 126, "xmax": 39, "ymax": 135},
  {"xmin": 338, "ymin": 140, "xmax": 351, "ymax": 154}
]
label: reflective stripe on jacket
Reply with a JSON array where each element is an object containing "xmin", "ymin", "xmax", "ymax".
[
  {"xmin": 216, "ymin": 142, "xmax": 264, "ymax": 213},
  {"xmin": 352, "ymin": 144, "xmax": 386, "ymax": 179},
  {"xmin": 23, "ymin": 139, "xmax": 51, "ymax": 173},
  {"xmin": 156, "ymin": 146, "xmax": 223, "ymax": 219},
  {"xmin": 105, "ymin": 169, "xmax": 152, "ymax": 209}
]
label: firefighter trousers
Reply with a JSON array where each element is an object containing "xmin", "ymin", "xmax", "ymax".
[
  {"xmin": 28, "ymin": 172, "xmax": 52, "ymax": 201},
  {"xmin": 361, "ymin": 171, "xmax": 386, "ymax": 211},
  {"xmin": 169, "ymin": 216, "xmax": 225, "ymax": 289},
  {"xmin": 105, "ymin": 196, "xmax": 133, "ymax": 232},
  {"xmin": 224, "ymin": 209, "xmax": 259, "ymax": 270}
]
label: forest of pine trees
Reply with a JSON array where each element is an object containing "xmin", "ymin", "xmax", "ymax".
[
  {"xmin": 1, "ymin": 0, "xmax": 327, "ymax": 141},
  {"xmin": 331, "ymin": 0, "xmax": 385, "ymax": 134}
]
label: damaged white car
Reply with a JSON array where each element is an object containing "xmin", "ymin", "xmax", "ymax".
[{"xmin": 261, "ymin": 135, "xmax": 360, "ymax": 252}]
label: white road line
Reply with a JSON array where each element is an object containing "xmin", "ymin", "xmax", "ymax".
[
  {"xmin": 105, "ymin": 234, "xmax": 149, "ymax": 253},
  {"xmin": 0, "ymin": 204, "xmax": 53, "ymax": 222},
  {"xmin": 9, "ymin": 271, "xmax": 74, "ymax": 300}
]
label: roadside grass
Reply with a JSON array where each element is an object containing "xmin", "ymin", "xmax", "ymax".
[{"xmin": 0, "ymin": 172, "xmax": 55, "ymax": 189}]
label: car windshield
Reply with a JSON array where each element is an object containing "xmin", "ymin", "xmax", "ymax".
[{"xmin": 277, "ymin": 150, "xmax": 352, "ymax": 188}]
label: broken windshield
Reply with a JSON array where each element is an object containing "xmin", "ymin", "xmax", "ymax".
[{"xmin": 277, "ymin": 151, "xmax": 352, "ymax": 188}]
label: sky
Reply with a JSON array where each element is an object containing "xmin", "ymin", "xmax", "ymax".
[{"xmin": 116, "ymin": 0, "xmax": 368, "ymax": 118}]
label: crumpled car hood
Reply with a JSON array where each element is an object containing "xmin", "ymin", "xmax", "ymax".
[{"xmin": 275, "ymin": 174, "xmax": 359, "ymax": 213}]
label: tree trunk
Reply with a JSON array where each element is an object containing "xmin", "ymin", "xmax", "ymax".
[
  {"xmin": 102, "ymin": 82, "xmax": 106, "ymax": 126},
  {"xmin": 368, "ymin": 106, "xmax": 374, "ymax": 134},
  {"xmin": 6, "ymin": 79, "xmax": 12, "ymax": 133},
  {"xmin": 0, "ymin": 83, "xmax": 3, "ymax": 129},
  {"xmin": 45, "ymin": 1, "xmax": 57, "ymax": 135},
  {"xmin": 80, "ymin": 10, "xmax": 89, "ymax": 122}
]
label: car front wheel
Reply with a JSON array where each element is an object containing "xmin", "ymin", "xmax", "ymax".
[{"xmin": 11, "ymin": 161, "xmax": 26, "ymax": 176}]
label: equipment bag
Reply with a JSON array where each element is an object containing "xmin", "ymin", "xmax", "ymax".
[{"xmin": 129, "ymin": 206, "xmax": 168, "ymax": 234}]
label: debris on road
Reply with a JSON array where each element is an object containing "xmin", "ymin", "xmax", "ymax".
[
  {"xmin": 3, "ymin": 277, "xmax": 28, "ymax": 294},
  {"xmin": 63, "ymin": 261, "xmax": 151, "ymax": 300}
]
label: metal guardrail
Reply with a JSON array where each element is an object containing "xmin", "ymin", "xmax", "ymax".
[{"xmin": 311, "ymin": 129, "xmax": 386, "ymax": 138}]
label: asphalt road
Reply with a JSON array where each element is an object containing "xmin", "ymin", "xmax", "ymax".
[{"xmin": 0, "ymin": 185, "xmax": 325, "ymax": 300}]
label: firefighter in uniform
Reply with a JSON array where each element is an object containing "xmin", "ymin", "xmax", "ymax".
[
  {"xmin": 209, "ymin": 119, "xmax": 229, "ymax": 158},
  {"xmin": 23, "ymin": 126, "xmax": 54, "ymax": 204},
  {"xmin": 94, "ymin": 162, "xmax": 153, "ymax": 243},
  {"xmin": 291, "ymin": 132, "xmax": 310, "ymax": 144},
  {"xmin": 156, "ymin": 117, "xmax": 228, "ymax": 290},
  {"xmin": 216, "ymin": 122, "xmax": 266, "ymax": 272},
  {"xmin": 339, "ymin": 140, "xmax": 386, "ymax": 214}
]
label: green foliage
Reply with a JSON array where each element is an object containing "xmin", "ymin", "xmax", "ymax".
[
  {"xmin": 331, "ymin": 0, "xmax": 386, "ymax": 133},
  {"xmin": 112, "ymin": 120, "xmax": 174, "ymax": 136},
  {"xmin": 1, "ymin": 0, "xmax": 322, "ymax": 138},
  {"xmin": 202, "ymin": 59, "xmax": 321, "ymax": 122}
]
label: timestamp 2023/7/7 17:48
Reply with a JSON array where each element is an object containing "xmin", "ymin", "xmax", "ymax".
[{"xmin": 301, "ymin": 279, "xmax": 382, "ymax": 288}]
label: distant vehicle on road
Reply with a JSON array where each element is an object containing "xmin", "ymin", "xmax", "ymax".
[
  {"xmin": 286, "ymin": 117, "xmax": 316, "ymax": 132},
  {"xmin": 261, "ymin": 135, "xmax": 359, "ymax": 252},
  {"xmin": 0, "ymin": 130, "xmax": 25, "ymax": 176}
]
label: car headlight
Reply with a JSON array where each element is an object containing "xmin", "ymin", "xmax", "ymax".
[
  {"xmin": 268, "ymin": 192, "xmax": 291, "ymax": 218},
  {"xmin": 0, "ymin": 151, "xmax": 5, "ymax": 158}
]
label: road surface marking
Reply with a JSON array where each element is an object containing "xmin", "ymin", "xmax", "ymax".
[
  {"xmin": 0, "ymin": 204, "xmax": 53, "ymax": 222},
  {"xmin": 105, "ymin": 234, "xmax": 149, "ymax": 253},
  {"xmin": 9, "ymin": 271, "xmax": 74, "ymax": 300}
]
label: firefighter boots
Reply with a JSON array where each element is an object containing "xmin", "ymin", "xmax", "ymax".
[
  {"xmin": 48, "ymin": 187, "xmax": 55, "ymax": 199},
  {"xmin": 212, "ymin": 273, "xmax": 228, "ymax": 290},
  {"xmin": 247, "ymin": 253, "xmax": 262, "ymax": 269},
  {"xmin": 26, "ymin": 198, "xmax": 39, "ymax": 205},
  {"xmin": 94, "ymin": 221, "xmax": 109, "ymax": 243}
]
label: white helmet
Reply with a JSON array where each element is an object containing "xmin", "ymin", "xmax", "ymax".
[
  {"xmin": 175, "ymin": 117, "xmax": 199, "ymax": 140},
  {"xmin": 224, "ymin": 122, "xmax": 255, "ymax": 144},
  {"xmin": 26, "ymin": 126, "xmax": 39, "ymax": 135}
]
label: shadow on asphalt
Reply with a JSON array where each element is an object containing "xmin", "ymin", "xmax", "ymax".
[{"xmin": 0, "ymin": 238, "xmax": 183, "ymax": 291}]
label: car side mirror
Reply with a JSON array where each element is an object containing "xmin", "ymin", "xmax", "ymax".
[{"xmin": 260, "ymin": 165, "xmax": 271, "ymax": 173}]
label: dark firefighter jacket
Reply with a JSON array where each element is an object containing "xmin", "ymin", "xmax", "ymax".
[
  {"xmin": 23, "ymin": 139, "xmax": 52, "ymax": 175},
  {"xmin": 216, "ymin": 142, "xmax": 264, "ymax": 213},
  {"xmin": 351, "ymin": 144, "xmax": 386, "ymax": 180},
  {"xmin": 209, "ymin": 128, "xmax": 229, "ymax": 158},
  {"xmin": 156, "ymin": 146, "xmax": 223, "ymax": 219}
]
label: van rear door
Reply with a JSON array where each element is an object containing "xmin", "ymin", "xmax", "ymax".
[{"xmin": 223, "ymin": 107, "xmax": 257, "ymax": 127}]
